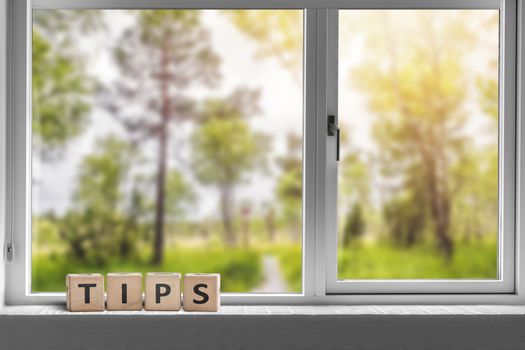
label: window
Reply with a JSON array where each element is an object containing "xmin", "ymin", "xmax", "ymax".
[
  {"xmin": 30, "ymin": 9, "xmax": 303, "ymax": 294},
  {"xmin": 5, "ymin": 0, "xmax": 524, "ymax": 305},
  {"xmin": 327, "ymin": 8, "xmax": 514, "ymax": 294}
]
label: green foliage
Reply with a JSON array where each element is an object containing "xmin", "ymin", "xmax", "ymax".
[
  {"xmin": 192, "ymin": 118, "xmax": 267, "ymax": 185},
  {"xmin": 33, "ymin": 10, "xmax": 105, "ymax": 37},
  {"xmin": 276, "ymin": 133, "xmax": 302, "ymax": 242},
  {"xmin": 32, "ymin": 29, "xmax": 93, "ymax": 159},
  {"xmin": 32, "ymin": 216, "xmax": 62, "ymax": 249},
  {"xmin": 342, "ymin": 203, "xmax": 366, "ymax": 246},
  {"xmin": 191, "ymin": 94, "xmax": 269, "ymax": 246},
  {"xmin": 111, "ymin": 10, "xmax": 219, "ymax": 107},
  {"xmin": 74, "ymin": 136, "xmax": 134, "ymax": 212},
  {"xmin": 383, "ymin": 189, "xmax": 427, "ymax": 247},
  {"xmin": 348, "ymin": 12, "xmax": 494, "ymax": 259},
  {"xmin": 32, "ymin": 248, "xmax": 263, "ymax": 293},
  {"xmin": 165, "ymin": 171, "xmax": 195, "ymax": 219},
  {"xmin": 340, "ymin": 151, "xmax": 369, "ymax": 205},
  {"xmin": 60, "ymin": 136, "xmax": 141, "ymax": 264},
  {"xmin": 226, "ymin": 10, "xmax": 303, "ymax": 81}
]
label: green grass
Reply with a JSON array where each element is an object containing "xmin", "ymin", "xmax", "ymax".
[
  {"xmin": 270, "ymin": 239, "xmax": 498, "ymax": 291},
  {"xmin": 338, "ymin": 239, "xmax": 498, "ymax": 279},
  {"xmin": 32, "ymin": 239, "xmax": 498, "ymax": 294},
  {"xmin": 32, "ymin": 248, "xmax": 263, "ymax": 292}
]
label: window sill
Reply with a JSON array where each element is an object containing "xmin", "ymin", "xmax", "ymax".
[
  {"xmin": 2, "ymin": 304, "xmax": 525, "ymax": 315},
  {"xmin": 2, "ymin": 305, "xmax": 525, "ymax": 349}
]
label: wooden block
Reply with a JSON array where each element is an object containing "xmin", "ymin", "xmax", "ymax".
[
  {"xmin": 107, "ymin": 273, "xmax": 143, "ymax": 311},
  {"xmin": 183, "ymin": 273, "xmax": 220, "ymax": 312},
  {"xmin": 66, "ymin": 273, "xmax": 104, "ymax": 312},
  {"xmin": 144, "ymin": 272, "xmax": 181, "ymax": 311}
]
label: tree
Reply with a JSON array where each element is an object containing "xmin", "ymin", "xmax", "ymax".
[
  {"xmin": 450, "ymin": 12, "xmax": 500, "ymax": 242},
  {"xmin": 276, "ymin": 133, "xmax": 302, "ymax": 242},
  {"xmin": 351, "ymin": 12, "xmax": 478, "ymax": 260},
  {"xmin": 106, "ymin": 10, "xmax": 220, "ymax": 264},
  {"xmin": 61, "ymin": 135, "xmax": 137, "ymax": 264},
  {"xmin": 165, "ymin": 170, "xmax": 195, "ymax": 221},
  {"xmin": 342, "ymin": 203, "xmax": 365, "ymax": 246},
  {"xmin": 33, "ymin": 10, "xmax": 104, "ymax": 38},
  {"xmin": 226, "ymin": 11, "xmax": 303, "ymax": 82},
  {"xmin": 383, "ymin": 188, "xmax": 427, "ymax": 247},
  {"xmin": 191, "ymin": 93, "xmax": 268, "ymax": 247},
  {"xmin": 32, "ymin": 10, "xmax": 103, "ymax": 159},
  {"xmin": 32, "ymin": 26, "xmax": 94, "ymax": 160}
]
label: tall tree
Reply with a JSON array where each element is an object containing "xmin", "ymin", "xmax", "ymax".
[
  {"xmin": 352, "ymin": 12, "xmax": 477, "ymax": 260},
  {"xmin": 191, "ymin": 92, "xmax": 268, "ymax": 247},
  {"xmin": 106, "ymin": 10, "xmax": 220, "ymax": 264}
]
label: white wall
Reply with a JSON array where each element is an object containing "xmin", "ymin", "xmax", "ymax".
[{"xmin": 0, "ymin": 0, "xmax": 7, "ymax": 307}]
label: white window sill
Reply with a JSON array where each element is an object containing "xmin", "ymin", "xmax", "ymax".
[
  {"xmin": 3, "ymin": 305, "xmax": 525, "ymax": 349},
  {"xmin": 2, "ymin": 304, "xmax": 525, "ymax": 316}
]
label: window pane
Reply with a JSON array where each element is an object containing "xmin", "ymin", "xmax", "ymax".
[
  {"xmin": 338, "ymin": 10, "xmax": 499, "ymax": 279},
  {"xmin": 31, "ymin": 10, "xmax": 303, "ymax": 293}
]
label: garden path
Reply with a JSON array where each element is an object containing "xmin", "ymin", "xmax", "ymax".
[{"xmin": 253, "ymin": 255, "xmax": 289, "ymax": 292}]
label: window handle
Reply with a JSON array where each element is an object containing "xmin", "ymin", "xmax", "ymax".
[
  {"xmin": 7, "ymin": 242, "xmax": 13, "ymax": 262},
  {"xmin": 328, "ymin": 115, "xmax": 340, "ymax": 161},
  {"xmin": 336, "ymin": 128, "xmax": 340, "ymax": 161}
]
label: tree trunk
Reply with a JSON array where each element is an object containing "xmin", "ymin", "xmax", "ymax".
[
  {"xmin": 152, "ymin": 41, "xmax": 170, "ymax": 265},
  {"xmin": 382, "ymin": 13, "xmax": 454, "ymax": 261},
  {"xmin": 423, "ymin": 152, "xmax": 453, "ymax": 261},
  {"xmin": 220, "ymin": 184, "xmax": 236, "ymax": 247},
  {"xmin": 120, "ymin": 234, "xmax": 130, "ymax": 259}
]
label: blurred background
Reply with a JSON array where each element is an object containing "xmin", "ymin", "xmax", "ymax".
[
  {"xmin": 31, "ymin": 9, "xmax": 499, "ymax": 293},
  {"xmin": 338, "ymin": 10, "xmax": 500, "ymax": 279}
]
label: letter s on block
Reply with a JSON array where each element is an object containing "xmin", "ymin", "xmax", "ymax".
[{"xmin": 193, "ymin": 283, "xmax": 209, "ymax": 304}]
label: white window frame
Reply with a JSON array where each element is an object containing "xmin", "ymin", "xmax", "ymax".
[
  {"xmin": 3, "ymin": 0, "xmax": 525, "ymax": 305},
  {"xmin": 326, "ymin": 2, "xmax": 517, "ymax": 294}
]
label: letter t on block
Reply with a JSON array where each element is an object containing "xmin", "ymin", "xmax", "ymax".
[
  {"xmin": 66, "ymin": 274, "xmax": 104, "ymax": 312},
  {"xmin": 183, "ymin": 273, "xmax": 220, "ymax": 312}
]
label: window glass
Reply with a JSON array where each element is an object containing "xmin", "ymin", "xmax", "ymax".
[
  {"xmin": 338, "ymin": 10, "xmax": 500, "ymax": 279},
  {"xmin": 31, "ymin": 10, "xmax": 303, "ymax": 293}
]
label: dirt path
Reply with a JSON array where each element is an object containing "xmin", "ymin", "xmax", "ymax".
[{"xmin": 253, "ymin": 255, "xmax": 289, "ymax": 293}]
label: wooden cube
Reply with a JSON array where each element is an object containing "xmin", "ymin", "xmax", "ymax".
[
  {"xmin": 183, "ymin": 273, "xmax": 220, "ymax": 312},
  {"xmin": 144, "ymin": 272, "xmax": 181, "ymax": 311},
  {"xmin": 106, "ymin": 273, "xmax": 143, "ymax": 311},
  {"xmin": 66, "ymin": 273, "xmax": 104, "ymax": 312}
]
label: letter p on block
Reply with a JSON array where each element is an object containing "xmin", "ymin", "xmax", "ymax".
[
  {"xmin": 144, "ymin": 272, "xmax": 181, "ymax": 311},
  {"xmin": 66, "ymin": 273, "xmax": 104, "ymax": 312}
]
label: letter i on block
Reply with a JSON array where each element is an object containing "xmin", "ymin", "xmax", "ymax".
[
  {"xmin": 66, "ymin": 274, "xmax": 104, "ymax": 312},
  {"xmin": 145, "ymin": 273, "xmax": 181, "ymax": 311},
  {"xmin": 183, "ymin": 273, "xmax": 220, "ymax": 312},
  {"xmin": 107, "ymin": 273, "xmax": 143, "ymax": 311}
]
